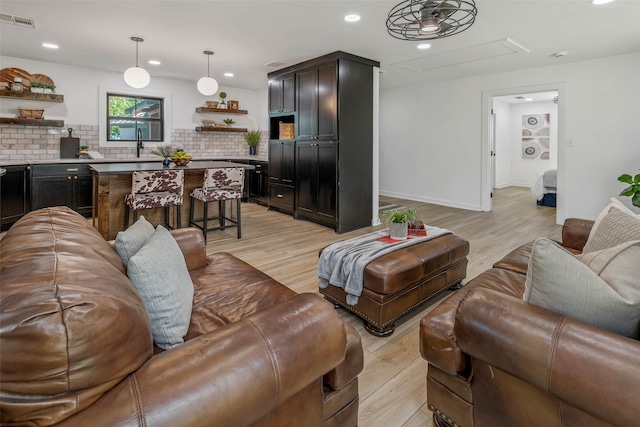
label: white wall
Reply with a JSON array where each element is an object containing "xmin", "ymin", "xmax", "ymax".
[
  {"xmin": 494, "ymin": 100, "xmax": 558, "ymax": 188},
  {"xmin": 379, "ymin": 52, "xmax": 640, "ymax": 221},
  {"xmin": 0, "ymin": 56, "xmax": 268, "ymax": 133}
]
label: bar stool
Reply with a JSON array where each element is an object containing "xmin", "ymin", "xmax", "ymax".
[
  {"xmin": 124, "ymin": 169, "xmax": 184, "ymax": 229},
  {"xmin": 189, "ymin": 167, "xmax": 244, "ymax": 241}
]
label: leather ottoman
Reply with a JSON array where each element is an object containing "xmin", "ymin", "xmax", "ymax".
[{"xmin": 320, "ymin": 233, "xmax": 470, "ymax": 336}]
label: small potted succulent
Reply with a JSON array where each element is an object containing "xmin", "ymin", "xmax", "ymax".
[
  {"xmin": 223, "ymin": 118, "xmax": 235, "ymax": 127},
  {"xmin": 244, "ymin": 128, "xmax": 261, "ymax": 155},
  {"xmin": 151, "ymin": 144, "xmax": 175, "ymax": 167},
  {"xmin": 379, "ymin": 208, "xmax": 417, "ymax": 240},
  {"xmin": 30, "ymin": 82, "xmax": 46, "ymax": 93}
]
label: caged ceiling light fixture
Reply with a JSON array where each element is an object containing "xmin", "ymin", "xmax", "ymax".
[
  {"xmin": 386, "ymin": 0, "xmax": 477, "ymax": 41},
  {"xmin": 123, "ymin": 37, "xmax": 151, "ymax": 88},
  {"xmin": 197, "ymin": 51, "xmax": 219, "ymax": 96}
]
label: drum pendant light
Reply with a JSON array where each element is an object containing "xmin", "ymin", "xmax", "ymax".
[
  {"xmin": 124, "ymin": 37, "xmax": 151, "ymax": 89},
  {"xmin": 197, "ymin": 51, "xmax": 219, "ymax": 96}
]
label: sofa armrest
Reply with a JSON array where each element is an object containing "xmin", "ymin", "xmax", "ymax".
[
  {"xmin": 169, "ymin": 227, "xmax": 208, "ymax": 271},
  {"xmin": 454, "ymin": 288, "xmax": 640, "ymax": 427},
  {"xmin": 561, "ymin": 218, "xmax": 594, "ymax": 252},
  {"xmin": 58, "ymin": 293, "xmax": 347, "ymax": 427}
]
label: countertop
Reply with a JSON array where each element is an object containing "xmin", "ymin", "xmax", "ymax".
[
  {"xmin": 90, "ymin": 160, "xmax": 255, "ymax": 175},
  {"xmin": 0, "ymin": 156, "xmax": 268, "ymax": 167}
]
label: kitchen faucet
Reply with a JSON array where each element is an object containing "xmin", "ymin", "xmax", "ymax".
[{"xmin": 136, "ymin": 129, "xmax": 144, "ymax": 157}]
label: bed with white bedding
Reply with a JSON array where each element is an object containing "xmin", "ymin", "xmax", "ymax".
[{"xmin": 531, "ymin": 169, "xmax": 557, "ymax": 207}]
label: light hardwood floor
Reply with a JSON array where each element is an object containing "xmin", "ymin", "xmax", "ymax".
[{"xmin": 206, "ymin": 186, "xmax": 563, "ymax": 427}]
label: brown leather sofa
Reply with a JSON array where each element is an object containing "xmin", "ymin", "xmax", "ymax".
[
  {"xmin": 0, "ymin": 207, "xmax": 363, "ymax": 426},
  {"xmin": 420, "ymin": 218, "xmax": 640, "ymax": 427}
]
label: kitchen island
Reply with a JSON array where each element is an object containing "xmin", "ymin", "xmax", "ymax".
[{"xmin": 90, "ymin": 161, "xmax": 254, "ymax": 240}]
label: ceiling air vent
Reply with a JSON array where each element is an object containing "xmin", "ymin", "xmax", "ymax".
[
  {"xmin": 0, "ymin": 13, "xmax": 35, "ymax": 28},
  {"xmin": 265, "ymin": 61, "xmax": 286, "ymax": 68},
  {"xmin": 514, "ymin": 96, "xmax": 526, "ymax": 100}
]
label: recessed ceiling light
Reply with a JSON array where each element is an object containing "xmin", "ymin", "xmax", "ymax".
[
  {"xmin": 148, "ymin": 60, "xmax": 161, "ymax": 65},
  {"xmin": 224, "ymin": 72, "xmax": 234, "ymax": 77},
  {"xmin": 417, "ymin": 43, "xmax": 431, "ymax": 50},
  {"xmin": 345, "ymin": 14, "xmax": 360, "ymax": 22},
  {"xmin": 42, "ymin": 43, "xmax": 59, "ymax": 49},
  {"xmin": 591, "ymin": 0, "xmax": 615, "ymax": 4},
  {"xmin": 525, "ymin": 98, "xmax": 534, "ymax": 101}
]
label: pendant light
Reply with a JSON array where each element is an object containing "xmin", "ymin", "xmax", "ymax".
[
  {"xmin": 124, "ymin": 37, "xmax": 151, "ymax": 89},
  {"xmin": 197, "ymin": 51, "xmax": 219, "ymax": 96}
]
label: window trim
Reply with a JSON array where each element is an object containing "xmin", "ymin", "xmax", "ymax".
[{"xmin": 99, "ymin": 85, "xmax": 172, "ymax": 148}]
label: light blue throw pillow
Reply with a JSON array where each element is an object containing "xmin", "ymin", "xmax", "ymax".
[
  {"xmin": 114, "ymin": 216, "xmax": 155, "ymax": 265},
  {"xmin": 127, "ymin": 226, "xmax": 194, "ymax": 349}
]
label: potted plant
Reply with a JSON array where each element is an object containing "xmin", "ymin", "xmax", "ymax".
[
  {"xmin": 244, "ymin": 128, "xmax": 261, "ymax": 155},
  {"xmin": 618, "ymin": 170, "xmax": 640, "ymax": 207},
  {"xmin": 151, "ymin": 144, "xmax": 174, "ymax": 167},
  {"xmin": 30, "ymin": 82, "xmax": 46, "ymax": 93},
  {"xmin": 223, "ymin": 118, "xmax": 235, "ymax": 127},
  {"xmin": 379, "ymin": 208, "xmax": 417, "ymax": 240},
  {"xmin": 219, "ymin": 91, "xmax": 227, "ymax": 108},
  {"xmin": 42, "ymin": 84, "xmax": 56, "ymax": 94}
]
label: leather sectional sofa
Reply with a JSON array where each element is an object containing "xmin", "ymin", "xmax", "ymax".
[
  {"xmin": 420, "ymin": 218, "xmax": 640, "ymax": 427},
  {"xmin": 0, "ymin": 207, "xmax": 363, "ymax": 426}
]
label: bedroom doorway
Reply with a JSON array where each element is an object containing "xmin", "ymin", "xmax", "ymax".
[
  {"xmin": 491, "ymin": 91, "xmax": 558, "ymax": 207},
  {"xmin": 481, "ymin": 83, "xmax": 567, "ymax": 225}
]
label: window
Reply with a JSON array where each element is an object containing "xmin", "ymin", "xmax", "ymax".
[{"xmin": 107, "ymin": 94, "xmax": 164, "ymax": 142}]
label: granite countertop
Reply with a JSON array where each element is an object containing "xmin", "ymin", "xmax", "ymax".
[
  {"xmin": 0, "ymin": 156, "xmax": 268, "ymax": 167},
  {"xmin": 90, "ymin": 160, "xmax": 255, "ymax": 175}
]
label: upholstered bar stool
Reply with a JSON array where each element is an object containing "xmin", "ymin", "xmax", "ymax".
[
  {"xmin": 124, "ymin": 169, "xmax": 184, "ymax": 229},
  {"xmin": 189, "ymin": 167, "xmax": 244, "ymax": 241}
]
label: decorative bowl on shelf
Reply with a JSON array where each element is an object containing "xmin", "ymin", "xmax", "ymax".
[
  {"xmin": 206, "ymin": 101, "xmax": 219, "ymax": 108},
  {"xmin": 171, "ymin": 157, "xmax": 192, "ymax": 166},
  {"xmin": 202, "ymin": 119, "xmax": 214, "ymax": 127}
]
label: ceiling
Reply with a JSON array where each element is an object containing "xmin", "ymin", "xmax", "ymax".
[{"xmin": 1, "ymin": 1, "xmax": 639, "ymax": 92}]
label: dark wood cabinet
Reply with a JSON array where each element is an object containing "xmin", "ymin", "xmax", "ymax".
[
  {"xmin": 296, "ymin": 62, "xmax": 337, "ymax": 141},
  {"xmin": 268, "ymin": 140, "xmax": 295, "ymax": 213},
  {"xmin": 249, "ymin": 160, "xmax": 268, "ymax": 204},
  {"xmin": 268, "ymin": 72, "xmax": 295, "ymax": 114},
  {"xmin": 295, "ymin": 141, "xmax": 337, "ymax": 226},
  {"xmin": 31, "ymin": 164, "xmax": 92, "ymax": 217},
  {"xmin": 0, "ymin": 164, "xmax": 30, "ymax": 230},
  {"xmin": 268, "ymin": 51, "xmax": 379, "ymax": 233}
]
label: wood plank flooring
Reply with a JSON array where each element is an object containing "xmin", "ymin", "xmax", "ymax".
[{"xmin": 206, "ymin": 186, "xmax": 562, "ymax": 427}]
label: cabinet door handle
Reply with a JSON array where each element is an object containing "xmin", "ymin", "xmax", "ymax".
[{"xmin": 66, "ymin": 168, "xmax": 79, "ymax": 172}]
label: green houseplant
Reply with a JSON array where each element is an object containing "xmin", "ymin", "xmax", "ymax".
[
  {"xmin": 219, "ymin": 91, "xmax": 227, "ymax": 108},
  {"xmin": 244, "ymin": 128, "xmax": 261, "ymax": 155},
  {"xmin": 151, "ymin": 144, "xmax": 174, "ymax": 167},
  {"xmin": 379, "ymin": 208, "xmax": 417, "ymax": 240},
  {"xmin": 223, "ymin": 118, "xmax": 235, "ymax": 127},
  {"xmin": 618, "ymin": 171, "xmax": 640, "ymax": 208}
]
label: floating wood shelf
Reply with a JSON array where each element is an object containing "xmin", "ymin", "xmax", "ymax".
[
  {"xmin": 196, "ymin": 126, "xmax": 247, "ymax": 133},
  {"xmin": 0, "ymin": 90, "xmax": 64, "ymax": 102},
  {"xmin": 0, "ymin": 117, "xmax": 64, "ymax": 127},
  {"xmin": 196, "ymin": 107, "xmax": 248, "ymax": 115}
]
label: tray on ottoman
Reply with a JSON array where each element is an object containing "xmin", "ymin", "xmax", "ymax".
[{"xmin": 319, "ymin": 233, "xmax": 469, "ymax": 336}]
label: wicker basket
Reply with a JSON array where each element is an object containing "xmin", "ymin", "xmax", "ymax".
[
  {"xmin": 279, "ymin": 122, "xmax": 294, "ymax": 140},
  {"xmin": 19, "ymin": 108, "xmax": 44, "ymax": 119}
]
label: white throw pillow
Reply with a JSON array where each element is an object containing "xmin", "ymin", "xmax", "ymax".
[
  {"xmin": 583, "ymin": 197, "xmax": 640, "ymax": 253},
  {"xmin": 114, "ymin": 216, "xmax": 155, "ymax": 265},
  {"xmin": 127, "ymin": 226, "xmax": 194, "ymax": 349},
  {"xmin": 524, "ymin": 238, "xmax": 640, "ymax": 338}
]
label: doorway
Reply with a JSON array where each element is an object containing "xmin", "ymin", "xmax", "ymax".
[{"xmin": 481, "ymin": 83, "xmax": 567, "ymax": 225}]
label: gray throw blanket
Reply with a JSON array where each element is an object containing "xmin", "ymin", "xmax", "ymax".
[{"xmin": 318, "ymin": 226, "xmax": 452, "ymax": 305}]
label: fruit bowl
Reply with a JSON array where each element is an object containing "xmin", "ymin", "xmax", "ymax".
[{"xmin": 171, "ymin": 156, "xmax": 192, "ymax": 166}]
